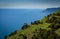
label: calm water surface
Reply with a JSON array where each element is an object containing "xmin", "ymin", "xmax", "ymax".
[{"xmin": 0, "ymin": 9, "xmax": 54, "ymax": 39}]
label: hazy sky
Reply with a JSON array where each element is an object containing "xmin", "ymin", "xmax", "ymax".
[{"xmin": 0, "ymin": 0, "xmax": 60, "ymax": 9}]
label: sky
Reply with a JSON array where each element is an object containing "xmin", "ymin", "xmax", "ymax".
[{"xmin": 0, "ymin": 0, "xmax": 60, "ymax": 9}]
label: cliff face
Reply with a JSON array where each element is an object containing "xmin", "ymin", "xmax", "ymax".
[{"xmin": 5, "ymin": 10, "xmax": 60, "ymax": 39}]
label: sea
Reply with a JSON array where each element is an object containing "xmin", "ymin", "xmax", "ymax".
[{"xmin": 0, "ymin": 9, "xmax": 54, "ymax": 39}]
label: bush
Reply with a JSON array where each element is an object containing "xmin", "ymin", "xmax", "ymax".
[
  {"xmin": 22, "ymin": 23, "xmax": 30, "ymax": 29},
  {"xmin": 31, "ymin": 22, "xmax": 35, "ymax": 25},
  {"xmin": 19, "ymin": 34, "xmax": 27, "ymax": 39},
  {"xmin": 4, "ymin": 35, "xmax": 7, "ymax": 39},
  {"xmin": 9, "ymin": 30, "xmax": 17, "ymax": 36}
]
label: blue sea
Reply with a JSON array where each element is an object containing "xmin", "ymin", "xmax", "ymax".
[{"xmin": 0, "ymin": 9, "xmax": 54, "ymax": 39}]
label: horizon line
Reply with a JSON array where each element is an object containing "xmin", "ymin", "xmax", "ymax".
[{"xmin": 0, "ymin": 7, "xmax": 60, "ymax": 9}]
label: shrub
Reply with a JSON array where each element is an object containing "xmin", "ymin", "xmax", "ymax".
[
  {"xmin": 4, "ymin": 35, "xmax": 7, "ymax": 39},
  {"xmin": 19, "ymin": 34, "xmax": 27, "ymax": 39},
  {"xmin": 9, "ymin": 30, "xmax": 17, "ymax": 36},
  {"xmin": 22, "ymin": 23, "xmax": 30, "ymax": 29}
]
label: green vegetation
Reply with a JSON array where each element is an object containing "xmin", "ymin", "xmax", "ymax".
[{"xmin": 5, "ymin": 10, "xmax": 60, "ymax": 39}]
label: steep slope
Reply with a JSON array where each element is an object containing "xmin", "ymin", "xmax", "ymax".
[{"xmin": 5, "ymin": 10, "xmax": 60, "ymax": 39}]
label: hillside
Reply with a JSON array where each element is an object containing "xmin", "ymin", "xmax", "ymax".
[
  {"xmin": 43, "ymin": 7, "xmax": 60, "ymax": 13},
  {"xmin": 5, "ymin": 10, "xmax": 60, "ymax": 39}
]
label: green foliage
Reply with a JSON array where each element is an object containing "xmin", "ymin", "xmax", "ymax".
[
  {"xmin": 31, "ymin": 20, "xmax": 43, "ymax": 25},
  {"xmin": 19, "ymin": 34, "xmax": 27, "ymax": 39},
  {"xmin": 21, "ymin": 23, "xmax": 30, "ymax": 29},
  {"xmin": 8, "ymin": 30, "xmax": 17, "ymax": 37},
  {"xmin": 4, "ymin": 35, "xmax": 7, "ymax": 39}
]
